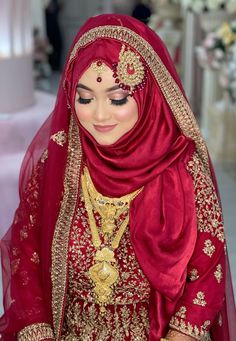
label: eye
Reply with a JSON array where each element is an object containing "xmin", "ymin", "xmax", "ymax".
[
  {"xmin": 77, "ymin": 97, "xmax": 93, "ymax": 104},
  {"xmin": 110, "ymin": 96, "xmax": 129, "ymax": 106}
]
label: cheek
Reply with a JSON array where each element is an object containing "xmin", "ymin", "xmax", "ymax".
[
  {"xmin": 75, "ymin": 103, "xmax": 91, "ymax": 122},
  {"xmin": 114, "ymin": 102, "xmax": 139, "ymax": 123}
]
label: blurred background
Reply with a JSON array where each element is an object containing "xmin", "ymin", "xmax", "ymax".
[{"xmin": 0, "ymin": 0, "xmax": 235, "ymax": 306}]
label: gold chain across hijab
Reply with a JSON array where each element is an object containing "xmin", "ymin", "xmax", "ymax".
[{"xmin": 81, "ymin": 167, "xmax": 143, "ymax": 313}]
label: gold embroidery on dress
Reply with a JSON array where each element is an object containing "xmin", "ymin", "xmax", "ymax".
[
  {"xmin": 30, "ymin": 252, "xmax": 40, "ymax": 264},
  {"xmin": 11, "ymin": 258, "xmax": 20, "ymax": 275},
  {"xmin": 20, "ymin": 226, "xmax": 28, "ymax": 241},
  {"xmin": 214, "ymin": 264, "xmax": 223, "ymax": 283},
  {"xmin": 193, "ymin": 291, "xmax": 207, "ymax": 307},
  {"xmin": 203, "ymin": 240, "xmax": 216, "ymax": 258},
  {"xmin": 187, "ymin": 154, "xmax": 225, "ymax": 243},
  {"xmin": 62, "ymin": 300, "xmax": 149, "ymax": 341},
  {"xmin": 17, "ymin": 323, "xmax": 54, "ymax": 341},
  {"xmin": 169, "ymin": 317, "xmax": 211, "ymax": 341},
  {"xmin": 175, "ymin": 306, "xmax": 187, "ymax": 319},
  {"xmin": 50, "ymin": 130, "xmax": 67, "ymax": 146},
  {"xmin": 189, "ymin": 268, "xmax": 199, "ymax": 281}
]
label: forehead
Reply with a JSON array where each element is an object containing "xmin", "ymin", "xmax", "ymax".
[{"xmin": 78, "ymin": 63, "xmax": 115, "ymax": 89}]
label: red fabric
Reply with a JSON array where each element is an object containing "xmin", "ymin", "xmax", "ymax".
[{"xmin": 0, "ymin": 13, "xmax": 235, "ymax": 341}]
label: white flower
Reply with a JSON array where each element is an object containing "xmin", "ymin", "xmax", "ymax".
[{"xmin": 214, "ymin": 48, "xmax": 225, "ymax": 60}]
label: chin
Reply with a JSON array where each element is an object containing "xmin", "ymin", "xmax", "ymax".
[{"xmin": 93, "ymin": 135, "xmax": 119, "ymax": 146}]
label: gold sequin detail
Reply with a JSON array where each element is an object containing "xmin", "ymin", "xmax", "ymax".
[
  {"xmin": 50, "ymin": 130, "xmax": 67, "ymax": 146},
  {"xmin": 175, "ymin": 306, "xmax": 187, "ymax": 319},
  {"xmin": 40, "ymin": 148, "xmax": 48, "ymax": 163},
  {"xmin": 30, "ymin": 252, "xmax": 40, "ymax": 264},
  {"xmin": 17, "ymin": 323, "xmax": 54, "ymax": 341},
  {"xmin": 187, "ymin": 154, "xmax": 225, "ymax": 242},
  {"xmin": 66, "ymin": 25, "xmax": 210, "ymax": 176},
  {"xmin": 11, "ymin": 258, "xmax": 20, "ymax": 275},
  {"xmin": 169, "ymin": 317, "xmax": 211, "ymax": 340},
  {"xmin": 214, "ymin": 264, "xmax": 223, "ymax": 284},
  {"xmin": 188, "ymin": 268, "xmax": 199, "ymax": 281},
  {"xmin": 203, "ymin": 240, "xmax": 216, "ymax": 258},
  {"xmin": 193, "ymin": 291, "xmax": 207, "ymax": 307}
]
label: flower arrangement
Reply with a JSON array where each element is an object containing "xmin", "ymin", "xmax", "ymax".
[
  {"xmin": 180, "ymin": 0, "xmax": 236, "ymax": 13},
  {"xmin": 196, "ymin": 20, "xmax": 236, "ymax": 101}
]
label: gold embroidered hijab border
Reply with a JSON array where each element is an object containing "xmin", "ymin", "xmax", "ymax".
[
  {"xmin": 68, "ymin": 25, "xmax": 210, "ymax": 175},
  {"xmin": 51, "ymin": 116, "xmax": 82, "ymax": 340}
]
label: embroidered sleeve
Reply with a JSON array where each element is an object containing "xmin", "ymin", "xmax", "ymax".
[
  {"xmin": 17, "ymin": 323, "xmax": 54, "ymax": 341},
  {"xmin": 6, "ymin": 151, "xmax": 52, "ymax": 333},
  {"xmin": 169, "ymin": 154, "xmax": 225, "ymax": 340}
]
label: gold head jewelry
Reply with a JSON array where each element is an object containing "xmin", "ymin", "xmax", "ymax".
[
  {"xmin": 90, "ymin": 60, "xmax": 106, "ymax": 83},
  {"xmin": 81, "ymin": 167, "xmax": 143, "ymax": 313},
  {"xmin": 112, "ymin": 45, "xmax": 145, "ymax": 93}
]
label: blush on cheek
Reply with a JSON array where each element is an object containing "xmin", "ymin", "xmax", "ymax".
[
  {"xmin": 114, "ymin": 104, "xmax": 138, "ymax": 122},
  {"xmin": 75, "ymin": 106, "xmax": 90, "ymax": 122}
]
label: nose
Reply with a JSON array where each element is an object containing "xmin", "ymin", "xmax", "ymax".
[{"xmin": 93, "ymin": 100, "xmax": 112, "ymax": 122}]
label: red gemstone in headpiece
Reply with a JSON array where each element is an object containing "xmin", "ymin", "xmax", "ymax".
[
  {"xmin": 127, "ymin": 63, "xmax": 135, "ymax": 75},
  {"xmin": 97, "ymin": 61, "xmax": 102, "ymax": 66}
]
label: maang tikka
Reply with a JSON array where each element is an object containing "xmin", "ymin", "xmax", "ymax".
[
  {"xmin": 112, "ymin": 45, "xmax": 146, "ymax": 94},
  {"xmin": 91, "ymin": 60, "xmax": 106, "ymax": 82}
]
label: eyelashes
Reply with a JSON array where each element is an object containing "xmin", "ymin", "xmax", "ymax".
[
  {"xmin": 111, "ymin": 97, "xmax": 128, "ymax": 106},
  {"xmin": 77, "ymin": 96, "xmax": 129, "ymax": 106},
  {"xmin": 78, "ymin": 97, "xmax": 92, "ymax": 104}
]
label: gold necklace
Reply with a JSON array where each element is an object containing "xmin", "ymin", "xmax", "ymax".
[{"xmin": 81, "ymin": 167, "xmax": 143, "ymax": 313}]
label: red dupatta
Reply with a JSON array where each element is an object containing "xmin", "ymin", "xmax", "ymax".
[{"xmin": 0, "ymin": 14, "xmax": 235, "ymax": 341}]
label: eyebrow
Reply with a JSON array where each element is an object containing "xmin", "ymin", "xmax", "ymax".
[{"xmin": 76, "ymin": 83, "xmax": 121, "ymax": 92}]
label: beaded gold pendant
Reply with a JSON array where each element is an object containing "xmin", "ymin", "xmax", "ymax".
[{"xmin": 112, "ymin": 45, "xmax": 145, "ymax": 93}]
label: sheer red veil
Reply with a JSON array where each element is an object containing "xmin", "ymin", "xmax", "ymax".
[{"xmin": 0, "ymin": 14, "xmax": 235, "ymax": 341}]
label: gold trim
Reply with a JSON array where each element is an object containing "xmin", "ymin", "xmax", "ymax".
[
  {"xmin": 17, "ymin": 323, "xmax": 54, "ymax": 341},
  {"xmin": 66, "ymin": 25, "xmax": 210, "ymax": 176},
  {"xmin": 169, "ymin": 317, "xmax": 211, "ymax": 341},
  {"xmin": 51, "ymin": 116, "xmax": 82, "ymax": 340}
]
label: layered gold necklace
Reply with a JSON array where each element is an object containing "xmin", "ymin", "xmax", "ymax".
[{"xmin": 81, "ymin": 167, "xmax": 143, "ymax": 313}]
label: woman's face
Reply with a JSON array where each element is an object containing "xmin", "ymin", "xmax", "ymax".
[{"xmin": 74, "ymin": 63, "xmax": 139, "ymax": 145}]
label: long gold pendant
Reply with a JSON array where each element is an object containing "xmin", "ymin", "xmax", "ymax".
[{"xmin": 89, "ymin": 247, "xmax": 119, "ymax": 312}]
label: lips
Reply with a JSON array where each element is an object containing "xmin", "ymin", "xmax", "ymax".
[{"xmin": 93, "ymin": 124, "xmax": 117, "ymax": 132}]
